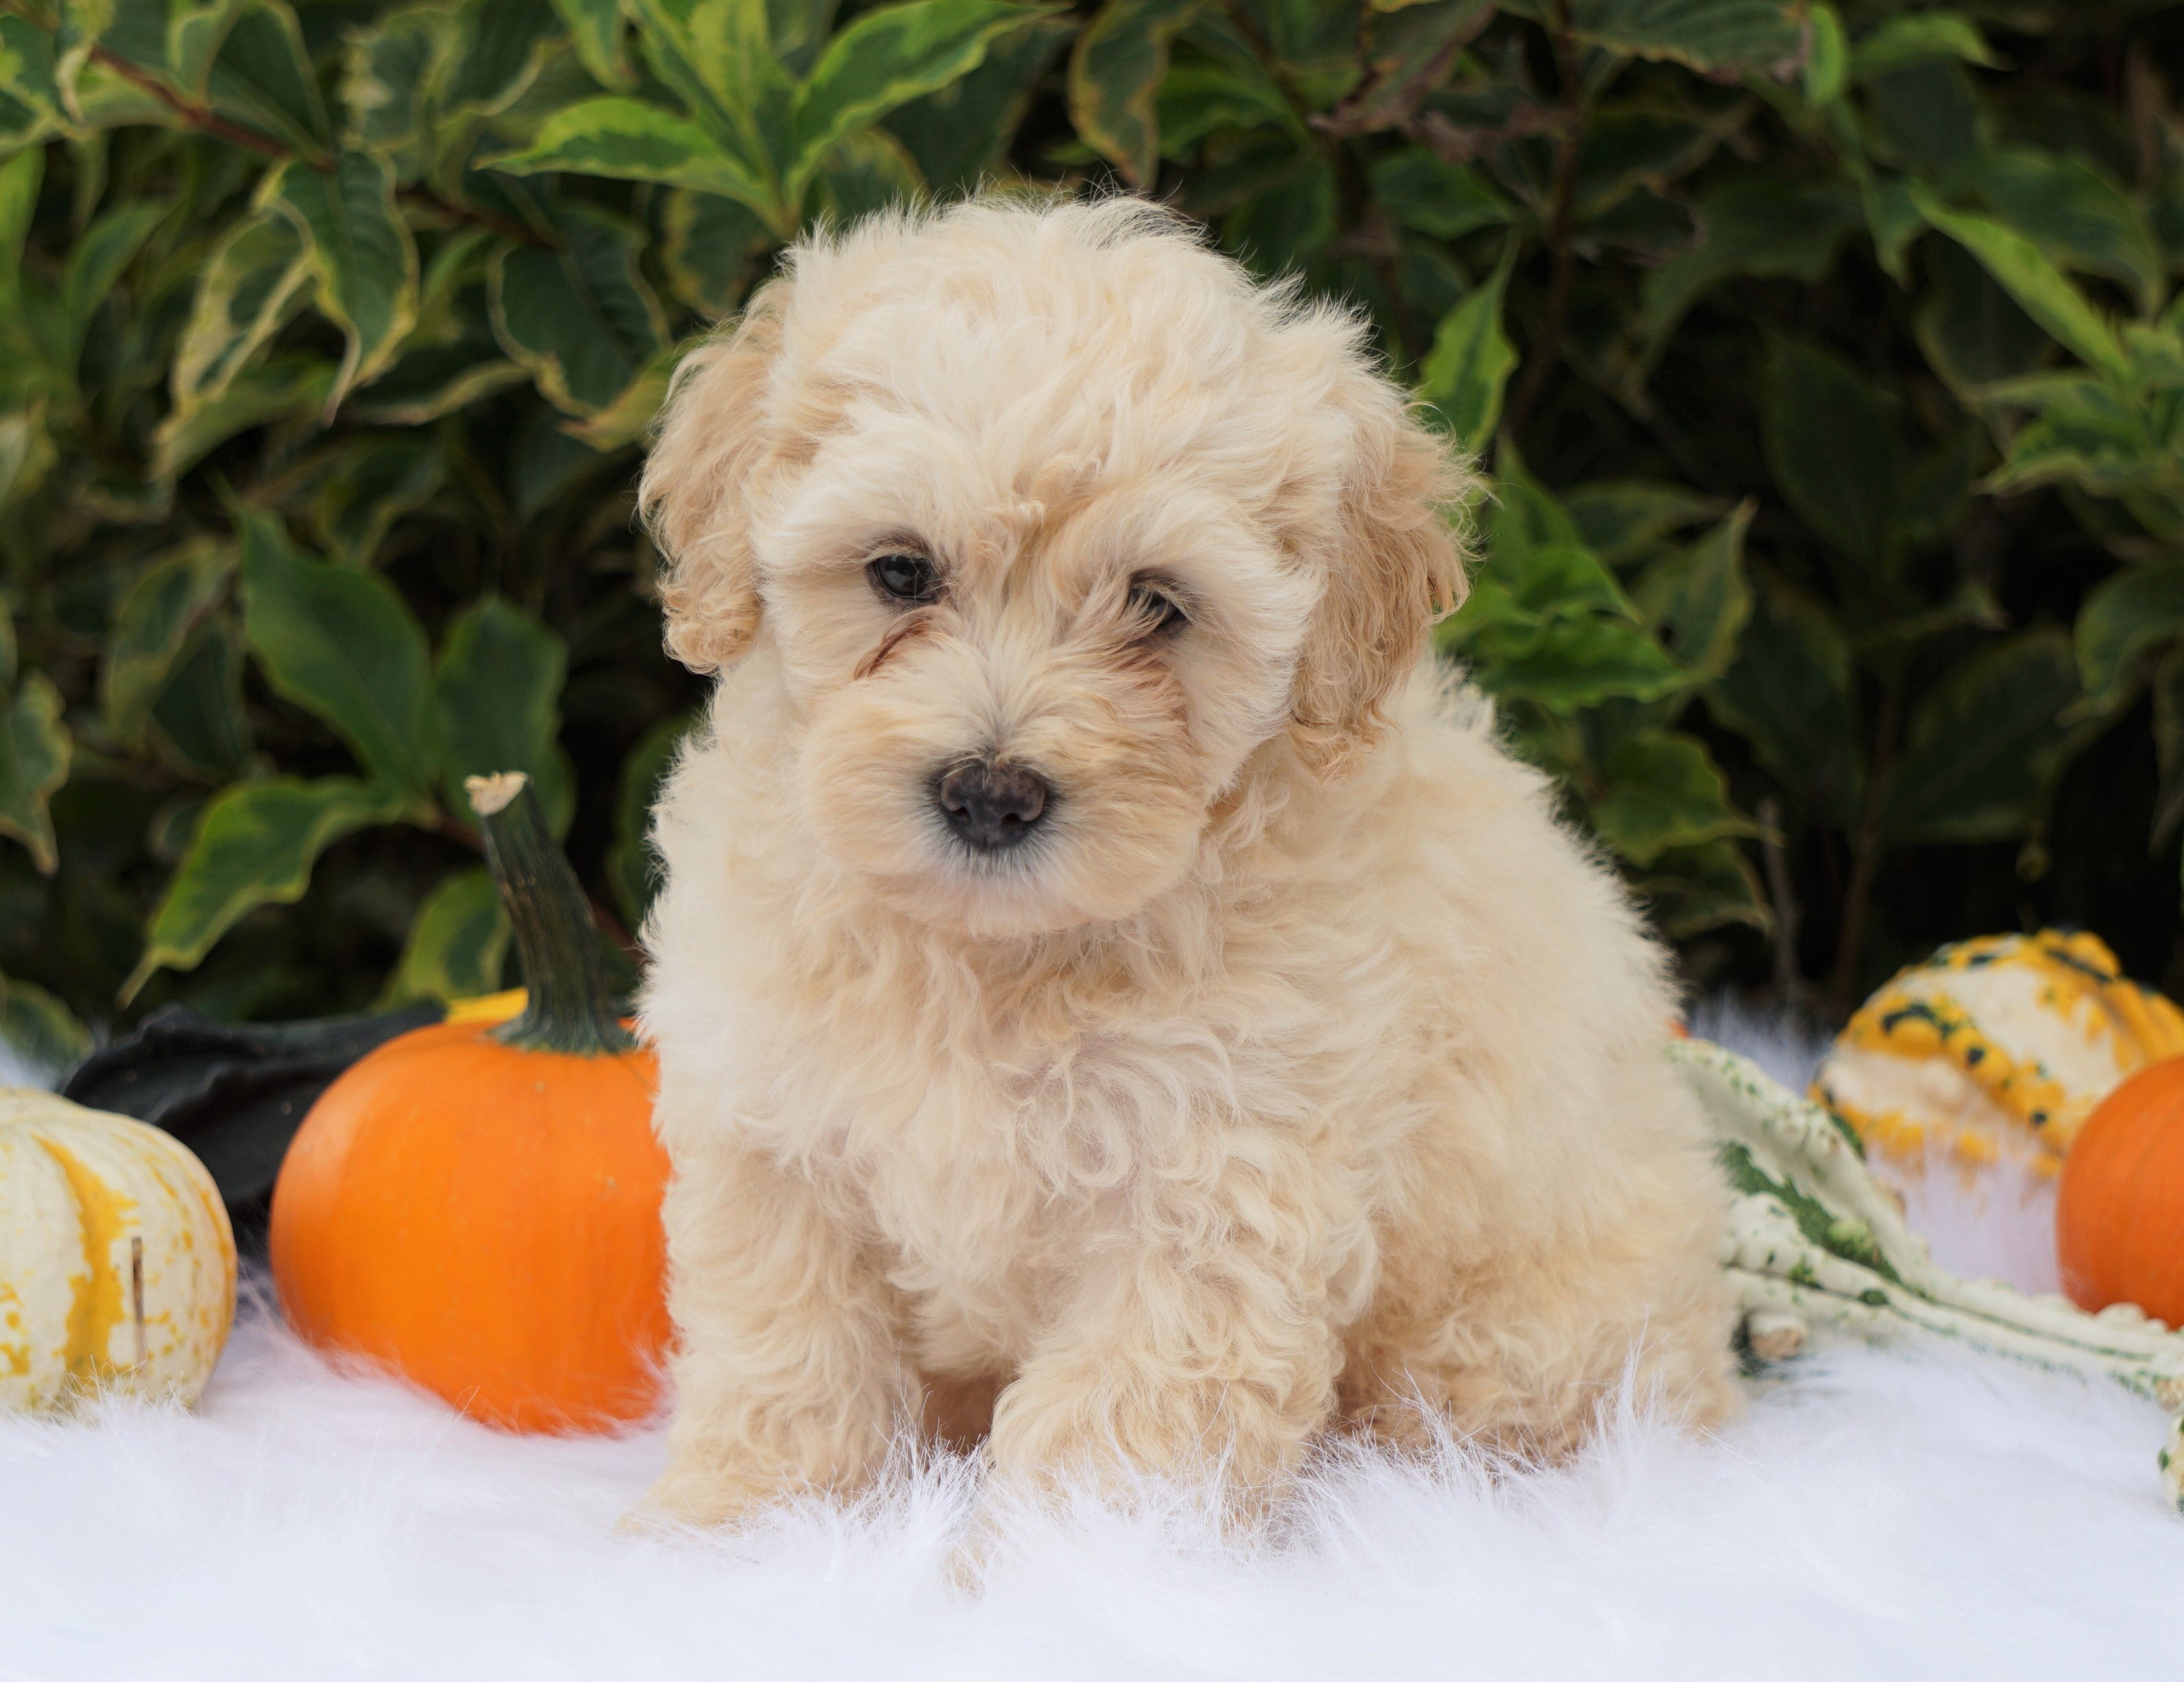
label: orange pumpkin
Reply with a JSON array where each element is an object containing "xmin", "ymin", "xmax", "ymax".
[
  {"xmin": 270, "ymin": 772, "xmax": 671, "ymax": 1433},
  {"xmin": 2056, "ymin": 1057, "xmax": 2184, "ymax": 1329}
]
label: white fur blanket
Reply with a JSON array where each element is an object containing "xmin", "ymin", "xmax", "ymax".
[{"xmin": 5, "ymin": 1013, "xmax": 2182, "ymax": 1679}]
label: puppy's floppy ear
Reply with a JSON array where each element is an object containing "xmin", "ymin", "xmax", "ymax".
[
  {"xmin": 1288, "ymin": 370, "xmax": 1473, "ymax": 778},
  {"xmin": 638, "ymin": 290, "xmax": 785, "ymax": 673}
]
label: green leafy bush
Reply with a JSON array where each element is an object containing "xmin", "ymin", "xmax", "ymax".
[{"xmin": 1, "ymin": 0, "xmax": 2179, "ymax": 1058}]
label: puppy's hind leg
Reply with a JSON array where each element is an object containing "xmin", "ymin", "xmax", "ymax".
[{"xmin": 634, "ymin": 1125, "xmax": 914, "ymax": 1530}]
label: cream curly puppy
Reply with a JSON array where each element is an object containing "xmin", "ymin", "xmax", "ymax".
[{"xmin": 633, "ymin": 196, "xmax": 1739, "ymax": 1525}]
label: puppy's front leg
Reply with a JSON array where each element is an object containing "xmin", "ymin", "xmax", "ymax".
[
  {"xmin": 638, "ymin": 1128, "xmax": 912, "ymax": 1528},
  {"xmin": 988, "ymin": 1138, "xmax": 1355, "ymax": 1504}
]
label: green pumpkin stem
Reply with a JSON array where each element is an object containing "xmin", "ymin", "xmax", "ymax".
[{"xmin": 467, "ymin": 771, "xmax": 634, "ymax": 1057}]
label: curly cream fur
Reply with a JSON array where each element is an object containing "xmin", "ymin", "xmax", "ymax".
[{"xmin": 634, "ymin": 196, "xmax": 1739, "ymax": 1524}]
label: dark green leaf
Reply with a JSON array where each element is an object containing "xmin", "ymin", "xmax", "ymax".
[
  {"xmin": 148, "ymin": 617, "xmax": 253, "ymax": 780},
  {"xmin": 126, "ymin": 775, "xmax": 410, "ymax": 996},
  {"xmin": 1590, "ymin": 728, "xmax": 1754, "ymax": 866},
  {"xmin": 1881, "ymin": 630, "xmax": 2078, "ymax": 846},
  {"xmin": 1561, "ymin": 0, "xmax": 1805, "ymax": 78},
  {"xmin": 205, "ymin": 1, "xmax": 332, "ymax": 153},
  {"xmin": 814, "ymin": 124, "xmax": 925, "ymax": 222},
  {"xmin": 489, "ymin": 198, "xmax": 666, "ymax": 414},
  {"xmin": 61, "ymin": 200, "xmax": 164, "ymax": 377},
  {"xmin": 1708, "ymin": 577, "xmax": 1862, "ymax": 826},
  {"xmin": 1636, "ymin": 503, "xmax": 1752, "ymax": 682},
  {"xmin": 2076, "ymin": 562, "xmax": 2184, "ymax": 715},
  {"xmin": 0, "ymin": 972, "xmax": 92, "ymax": 1079},
  {"xmin": 238, "ymin": 510, "xmax": 437, "ymax": 800},
  {"xmin": 383, "ymin": 866, "xmax": 509, "ymax": 1004},
  {"xmin": 1561, "ymin": 479, "xmax": 1723, "ymax": 566},
  {"xmin": 312, "ymin": 432, "xmax": 446, "ymax": 562},
  {"xmin": 1640, "ymin": 838, "xmax": 1770, "ymax": 938},
  {"xmin": 1913, "ymin": 238, "xmax": 2052, "ymax": 398},
  {"xmin": 1460, "ymin": 615, "xmax": 1687, "ymax": 710},
  {"xmin": 1849, "ymin": 10, "xmax": 1999, "ymax": 81},
  {"xmin": 609, "ymin": 711, "xmax": 695, "ymax": 925},
  {"xmin": 102, "ymin": 542, "xmax": 231, "ymax": 750},
  {"xmin": 1371, "ymin": 151, "xmax": 1513, "ymax": 242},
  {"xmin": 2152, "ymin": 651, "xmax": 2184, "ymax": 850},
  {"xmin": 1762, "ymin": 336, "xmax": 1898, "ymax": 577},
  {"xmin": 432, "ymin": 595, "xmax": 574, "ymax": 835},
  {"xmin": 1638, "ymin": 181, "xmax": 1859, "ymax": 364}
]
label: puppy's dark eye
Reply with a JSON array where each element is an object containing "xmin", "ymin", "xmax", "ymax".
[
  {"xmin": 1128, "ymin": 581, "xmax": 1188, "ymax": 636},
  {"xmin": 868, "ymin": 553, "xmax": 940, "ymax": 605}
]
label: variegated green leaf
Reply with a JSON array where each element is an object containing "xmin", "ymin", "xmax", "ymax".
[
  {"xmin": 1911, "ymin": 185, "xmax": 2130, "ymax": 382},
  {"xmin": 550, "ymin": 0, "xmax": 635, "ymax": 88},
  {"xmin": 102, "ymin": 542, "xmax": 232, "ymax": 750},
  {"xmin": 1591, "ymin": 729, "xmax": 1754, "ymax": 866},
  {"xmin": 491, "ymin": 95, "xmax": 779, "ymax": 218},
  {"xmin": 0, "ymin": 673, "xmax": 70, "ymax": 875},
  {"xmin": 1069, "ymin": 0, "xmax": 1198, "ymax": 188},
  {"xmin": 171, "ymin": 210, "xmax": 312, "ymax": 413},
  {"xmin": 383, "ymin": 866, "xmax": 509, "ymax": 1004},
  {"xmin": 126, "ymin": 774, "xmax": 411, "ymax": 996},
  {"xmin": 787, "ymin": 0, "xmax": 1050, "ymax": 198},
  {"xmin": 0, "ymin": 14, "xmax": 68, "ymax": 150},
  {"xmin": 150, "ymin": 356, "xmax": 336, "ymax": 480},
  {"xmin": 259, "ymin": 150, "xmax": 420, "ymax": 408},
  {"xmin": 1417, "ymin": 240, "xmax": 1517, "ymax": 452}
]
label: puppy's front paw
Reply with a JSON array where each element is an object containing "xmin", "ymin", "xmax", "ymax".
[{"xmin": 618, "ymin": 1461, "xmax": 787, "ymax": 1534}]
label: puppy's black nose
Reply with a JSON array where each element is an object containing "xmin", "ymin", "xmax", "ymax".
[{"xmin": 936, "ymin": 761, "xmax": 1050, "ymax": 852}]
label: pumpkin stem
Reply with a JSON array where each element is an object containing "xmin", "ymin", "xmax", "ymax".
[{"xmin": 467, "ymin": 772, "xmax": 634, "ymax": 1057}]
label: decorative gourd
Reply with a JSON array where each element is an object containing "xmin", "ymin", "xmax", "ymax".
[
  {"xmin": 2056, "ymin": 1057, "xmax": 2184, "ymax": 1328},
  {"xmin": 1813, "ymin": 930, "xmax": 2184, "ymax": 1175},
  {"xmin": 62, "ymin": 991, "xmax": 530, "ymax": 1224},
  {"xmin": 1, "ymin": 1088, "xmax": 236, "ymax": 1413},
  {"xmin": 1679, "ymin": 1037, "xmax": 2184, "ymax": 1511},
  {"xmin": 269, "ymin": 773, "xmax": 670, "ymax": 1434}
]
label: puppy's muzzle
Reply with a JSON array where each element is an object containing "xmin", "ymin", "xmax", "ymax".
[{"xmin": 935, "ymin": 760, "xmax": 1051, "ymax": 853}]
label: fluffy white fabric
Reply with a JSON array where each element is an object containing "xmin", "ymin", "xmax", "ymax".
[{"xmin": 5, "ymin": 1011, "xmax": 2181, "ymax": 1679}]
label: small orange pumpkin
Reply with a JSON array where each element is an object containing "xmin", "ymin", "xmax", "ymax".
[
  {"xmin": 2056, "ymin": 1057, "xmax": 2184, "ymax": 1328},
  {"xmin": 270, "ymin": 772, "xmax": 670, "ymax": 1432}
]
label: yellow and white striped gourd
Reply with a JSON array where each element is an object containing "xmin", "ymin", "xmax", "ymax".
[
  {"xmin": 1, "ymin": 1087, "xmax": 236, "ymax": 1412},
  {"xmin": 1814, "ymin": 930, "xmax": 2184, "ymax": 1176}
]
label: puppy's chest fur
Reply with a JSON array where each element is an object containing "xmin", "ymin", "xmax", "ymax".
[{"xmin": 738, "ymin": 919, "xmax": 1349, "ymax": 1365}]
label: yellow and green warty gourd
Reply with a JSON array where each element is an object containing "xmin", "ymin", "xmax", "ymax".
[
  {"xmin": 1, "ymin": 1088, "xmax": 236, "ymax": 1412},
  {"xmin": 1814, "ymin": 930, "xmax": 2184, "ymax": 1177}
]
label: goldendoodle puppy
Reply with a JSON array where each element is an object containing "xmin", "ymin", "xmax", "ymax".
[{"xmin": 633, "ymin": 196, "xmax": 1739, "ymax": 1524}]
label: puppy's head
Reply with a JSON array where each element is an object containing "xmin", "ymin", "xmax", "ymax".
[{"xmin": 641, "ymin": 197, "xmax": 1469, "ymax": 937}]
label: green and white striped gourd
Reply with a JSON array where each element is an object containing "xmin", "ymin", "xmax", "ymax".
[{"xmin": 1674, "ymin": 1037, "xmax": 2184, "ymax": 1510}]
